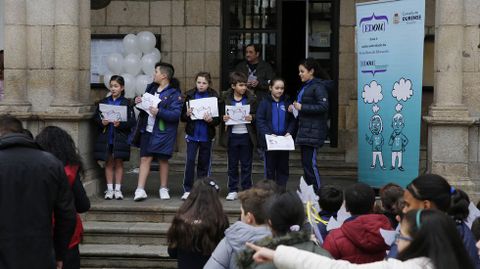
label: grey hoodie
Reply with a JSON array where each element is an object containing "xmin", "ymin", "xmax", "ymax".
[{"xmin": 203, "ymin": 221, "xmax": 271, "ymax": 269}]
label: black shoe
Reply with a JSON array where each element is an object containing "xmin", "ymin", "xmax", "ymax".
[
  {"xmin": 390, "ymin": 166, "xmax": 395, "ymax": 170},
  {"xmin": 381, "ymin": 166, "xmax": 386, "ymax": 170},
  {"xmin": 398, "ymin": 166, "xmax": 404, "ymax": 171},
  {"xmin": 370, "ymin": 165, "xmax": 375, "ymax": 169}
]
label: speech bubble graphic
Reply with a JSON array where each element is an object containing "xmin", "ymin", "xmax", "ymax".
[
  {"xmin": 362, "ymin": 80, "xmax": 383, "ymax": 104},
  {"xmin": 392, "ymin": 78, "xmax": 413, "ymax": 102}
]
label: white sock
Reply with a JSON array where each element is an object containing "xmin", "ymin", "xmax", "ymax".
[
  {"xmin": 107, "ymin": 184, "xmax": 113, "ymax": 191},
  {"xmin": 136, "ymin": 187, "xmax": 144, "ymax": 191},
  {"xmin": 115, "ymin": 184, "xmax": 121, "ymax": 191}
]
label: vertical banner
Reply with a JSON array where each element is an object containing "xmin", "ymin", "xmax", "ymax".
[{"xmin": 357, "ymin": 0, "xmax": 425, "ymax": 187}]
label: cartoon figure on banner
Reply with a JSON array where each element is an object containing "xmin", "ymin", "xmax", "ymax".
[
  {"xmin": 389, "ymin": 78, "xmax": 412, "ymax": 171},
  {"xmin": 362, "ymin": 80, "xmax": 386, "ymax": 170}
]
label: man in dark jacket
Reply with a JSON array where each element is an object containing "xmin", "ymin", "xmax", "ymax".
[
  {"xmin": 0, "ymin": 115, "xmax": 76, "ymax": 269},
  {"xmin": 234, "ymin": 44, "xmax": 275, "ymax": 103}
]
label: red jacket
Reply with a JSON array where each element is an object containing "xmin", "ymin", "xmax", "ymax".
[
  {"xmin": 64, "ymin": 165, "xmax": 84, "ymax": 248},
  {"xmin": 323, "ymin": 214, "xmax": 392, "ymax": 264}
]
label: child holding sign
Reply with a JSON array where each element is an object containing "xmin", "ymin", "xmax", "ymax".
[
  {"xmin": 94, "ymin": 75, "xmax": 135, "ymax": 200},
  {"xmin": 256, "ymin": 78, "xmax": 296, "ymax": 190},
  {"xmin": 180, "ymin": 72, "xmax": 220, "ymax": 200}
]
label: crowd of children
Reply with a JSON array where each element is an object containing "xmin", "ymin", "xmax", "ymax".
[{"xmin": 92, "ymin": 56, "xmax": 331, "ymax": 201}]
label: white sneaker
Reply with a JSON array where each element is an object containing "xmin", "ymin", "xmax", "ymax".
[
  {"xmin": 159, "ymin": 188, "xmax": 170, "ymax": 200},
  {"xmin": 134, "ymin": 189, "xmax": 147, "ymax": 201},
  {"xmin": 181, "ymin": 192, "xmax": 190, "ymax": 200},
  {"xmin": 226, "ymin": 192, "xmax": 238, "ymax": 201},
  {"xmin": 114, "ymin": 190, "xmax": 124, "ymax": 200},
  {"xmin": 104, "ymin": 189, "xmax": 114, "ymax": 200}
]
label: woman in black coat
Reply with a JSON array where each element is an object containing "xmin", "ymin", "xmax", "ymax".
[{"xmin": 289, "ymin": 58, "xmax": 329, "ymax": 191}]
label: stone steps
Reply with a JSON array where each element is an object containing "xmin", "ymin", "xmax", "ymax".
[
  {"xmin": 82, "ymin": 221, "xmax": 169, "ymax": 245},
  {"xmin": 80, "ymin": 244, "xmax": 175, "ymax": 268}
]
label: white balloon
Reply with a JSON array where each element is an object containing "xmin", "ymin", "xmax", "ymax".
[
  {"xmin": 137, "ymin": 31, "xmax": 156, "ymax": 54},
  {"xmin": 121, "ymin": 73, "xmax": 136, "ymax": 98},
  {"xmin": 135, "ymin": 75, "xmax": 153, "ymax": 96},
  {"xmin": 141, "ymin": 54, "xmax": 157, "ymax": 76},
  {"xmin": 103, "ymin": 72, "xmax": 113, "ymax": 89},
  {"xmin": 123, "ymin": 34, "xmax": 139, "ymax": 55},
  {"xmin": 106, "ymin": 53, "xmax": 124, "ymax": 74},
  {"xmin": 145, "ymin": 48, "xmax": 161, "ymax": 62},
  {"xmin": 123, "ymin": 54, "xmax": 142, "ymax": 76}
]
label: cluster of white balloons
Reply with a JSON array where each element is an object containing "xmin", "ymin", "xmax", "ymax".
[{"xmin": 104, "ymin": 31, "xmax": 161, "ymax": 98}]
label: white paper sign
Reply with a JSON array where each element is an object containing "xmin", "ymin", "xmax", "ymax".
[
  {"xmin": 292, "ymin": 107, "xmax": 299, "ymax": 118},
  {"xmin": 99, "ymin": 104, "xmax": 128, "ymax": 122},
  {"xmin": 225, "ymin": 104, "xmax": 250, "ymax": 125},
  {"xmin": 188, "ymin": 97, "xmax": 219, "ymax": 120},
  {"xmin": 265, "ymin": 134, "xmax": 295, "ymax": 151},
  {"xmin": 135, "ymin": 93, "xmax": 161, "ymax": 117},
  {"xmin": 326, "ymin": 203, "xmax": 352, "ymax": 231},
  {"xmin": 466, "ymin": 202, "xmax": 480, "ymax": 229}
]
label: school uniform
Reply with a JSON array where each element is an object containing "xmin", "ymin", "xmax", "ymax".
[
  {"xmin": 219, "ymin": 89, "xmax": 257, "ymax": 192},
  {"xmin": 295, "ymin": 78, "xmax": 329, "ymax": 191},
  {"xmin": 256, "ymin": 94, "xmax": 296, "ymax": 188},
  {"xmin": 93, "ymin": 96, "xmax": 135, "ymax": 161},
  {"xmin": 132, "ymin": 82, "xmax": 183, "ymax": 159},
  {"xmin": 180, "ymin": 88, "xmax": 220, "ymax": 192}
]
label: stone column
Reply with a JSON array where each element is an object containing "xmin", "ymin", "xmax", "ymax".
[
  {"xmin": 0, "ymin": 0, "xmax": 31, "ymax": 112},
  {"xmin": 423, "ymin": 0, "xmax": 476, "ymax": 190},
  {"xmin": 50, "ymin": 0, "xmax": 83, "ymax": 112}
]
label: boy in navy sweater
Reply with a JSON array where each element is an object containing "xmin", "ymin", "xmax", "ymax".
[
  {"xmin": 256, "ymin": 78, "xmax": 296, "ymax": 189},
  {"xmin": 220, "ymin": 72, "xmax": 257, "ymax": 201}
]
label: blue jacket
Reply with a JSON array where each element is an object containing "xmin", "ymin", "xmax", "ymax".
[
  {"xmin": 295, "ymin": 78, "xmax": 330, "ymax": 148},
  {"xmin": 134, "ymin": 82, "xmax": 183, "ymax": 156},
  {"xmin": 256, "ymin": 94, "xmax": 296, "ymax": 150},
  {"xmin": 457, "ymin": 221, "xmax": 480, "ymax": 269},
  {"xmin": 93, "ymin": 96, "xmax": 135, "ymax": 161}
]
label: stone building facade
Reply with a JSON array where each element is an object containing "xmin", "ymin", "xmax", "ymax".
[{"xmin": 2, "ymin": 0, "xmax": 480, "ymax": 197}]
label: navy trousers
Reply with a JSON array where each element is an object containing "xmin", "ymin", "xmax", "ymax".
[
  {"xmin": 264, "ymin": 150, "xmax": 289, "ymax": 188},
  {"xmin": 183, "ymin": 139, "xmax": 213, "ymax": 192},
  {"xmin": 227, "ymin": 133, "xmax": 253, "ymax": 192},
  {"xmin": 301, "ymin": 145, "xmax": 321, "ymax": 191}
]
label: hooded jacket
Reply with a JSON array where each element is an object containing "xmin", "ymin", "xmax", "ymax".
[
  {"xmin": 323, "ymin": 214, "xmax": 392, "ymax": 264},
  {"xmin": 0, "ymin": 133, "xmax": 76, "ymax": 269},
  {"xmin": 204, "ymin": 221, "xmax": 271, "ymax": 269},
  {"xmin": 237, "ymin": 229, "xmax": 331, "ymax": 269}
]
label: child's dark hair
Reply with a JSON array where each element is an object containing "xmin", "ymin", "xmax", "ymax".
[
  {"xmin": 155, "ymin": 62, "xmax": 180, "ymax": 89},
  {"xmin": 268, "ymin": 77, "xmax": 285, "ymax": 88},
  {"xmin": 448, "ymin": 188, "xmax": 470, "ymax": 222},
  {"xmin": 344, "ymin": 183, "xmax": 375, "ymax": 215},
  {"xmin": 109, "ymin": 75, "xmax": 125, "ymax": 96},
  {"xmin": 110, "ymin": 75, "xmax": 125, "ymax": 86},
  {"xmin": 166, "ymin": 179, "xmax": 229, "ymax": 255},
  {"xmin": 379, "ymin": 183, "xmax": 404, "ymax": 214},
  {"xmin": 406, "ymin": 173, "xmax": 451, "ymax": 212},
  {"xmin": 318, "ymin": 185, "xmax": 343, "ymax": 213},
  {"xmin": 266, "ymin": 191, "xmax": 305, "ymax": 236},
  {"xmin": 397, "ymin": 209, "xmax": 474, "ymax": 269},
  {"xmin": 35, "ymin": 126, "xmax": 84, "ymax": 173},
  {"xmin": 195, "ymin": 71, "xmax": 212, "ymax": 85},
  {"xmin": 254, "ymin": 179, "xmax": 283, "ymax": 194},
  {"xmin": 471, "ymin": 217, "xmax": 480, "ymax": 241},
  {"xmin": 299, "ymin": 57, "xmax": 330, "ymax": 79},
  {"xmin": 229, "ymin": 71, "xmax": 248, "ymax": 85},
  {"xmin": 0, "ymin": 114, "xmax": 23, "ymax": 135},
  {"xmin": 238, "ymin": 188, "xmax": 273, "ymax": 225}
]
